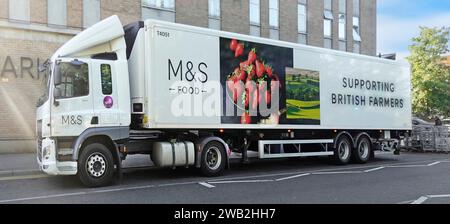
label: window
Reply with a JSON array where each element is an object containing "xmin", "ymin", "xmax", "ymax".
[
  {"xmin": 269, "ymin": 0, "xmax": 279, "ymax": 39},
  {"xmin": 9, "ymin": 0, "xmax": 30, "ymax": 22},
  {"xmin": 324, "ymin": 18, "xmax": 332, "ymax": 37},
  {"xmin": 298, "ymin": 1, "xmax": 307, "ymax": 44},
  {"xmin": 339, "ymin": 0, "xmax": 346, "ymax": 13},
  {"xmin": 353, "ymin": 16, "xmax": 361, "ymax": 42},
  {"xmin": 353, "ymin": 42, "xmax": 360, "ymax": 53},
  {"xmin": 324, "ymin": 0, "xmax": 332, "ymax": 11},
  {"xmin": 142, "ymin": 0, "xmax": 175, "ymax": 22},
  {"xmin": 338, "ymin": 14, "xmax": 346, "ymax": 40},
  {"xmin": 298, "ymin": 33, "xmax": 307, "ymax": 45},
  {"xmin": 142, "ymin": 0, "xmax": 175, "ymax": 10},
  {"xmin": 208, "ymin": 0, "xmax": 221, "ymax": 30},
  {"xmin": 83, "ymin": 0, "xmax": 101, "ymax": 28},
  {"xmin": 339, "ymin": 40, "xmax": 346, "ymax": 51},
  {"xmin": 55, "ymin": 62, "xmax": 89, "ymax": 99},
  {"xmin": 298, "ymin": 2, "xmax": 306, "ymax": 33},
  {"xmin": 101, "ymin": 64, "xmax": 112, "ymax": 95},
  {"xmin": 353, "ymin": 0, "xmax": 360, "ymax": 16},
  {"xmin": 249, "ymin": 0, "xmax": 260, "ymax": 36},
  {"xmin": 324, "ymin": 38, "xmax": 332, "ymax": 49},
  {"xmin": 269, "ymin": 0, "xmax": 279, "ymax": 28},
  {"xmin": 48, "ymin": 0, "xmax": 67, "ymax": 27}
]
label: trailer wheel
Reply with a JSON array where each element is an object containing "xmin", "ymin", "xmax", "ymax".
[
  {"xmin": 333, "ymin": 136, "xmax": 352, "ymax": 165},
  {"xmin": 352, "ymin": 137, "xmax": 372, "ymax": 164},
  {"xmin": 200, "ymin": 141, "xmax": 226, "ymax": 177},
  {"xmin": 78, "ymin": 143, "xmax": 114, "ymax": 187}
]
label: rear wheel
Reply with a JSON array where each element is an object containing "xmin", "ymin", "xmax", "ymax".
[
  {"xmin": 352, "ymin": 137, "xmax": 372, "ymax": 164},
  {"xmin": 333, "ymin": 136, "xmax": 352, "ymax": 165},
  {"xmin": 200, "ymin": 141, "xmax": 226, "ymax": 177},
  {"xmin": 78, "ymin": 143, "xmax": 115, "ymax": 187}
]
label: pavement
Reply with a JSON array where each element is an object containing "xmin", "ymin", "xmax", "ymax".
[{"xmin": 1, "ymin": 151, "xmax": 450, "ymax": 204}]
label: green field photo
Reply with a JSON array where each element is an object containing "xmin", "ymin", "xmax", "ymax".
[{"xmin": 286, "ymin": 68, "xmax": 320, "ymax": 124}]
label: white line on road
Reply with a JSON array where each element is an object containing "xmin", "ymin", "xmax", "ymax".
[
  {"xmin": 209, "ymin": 180, "xmax": 273, "ymax": 184},
  {"xmin": 312, "ymin": 171, "xmax": 363, "ymax": 175},
  {"xmin": 386, "ymin": 165, "xmax": 428, "ymax": 168},
  {"xmin": 0, "ymin": 192, "xmax": 89, "ymax": 203},
  {"xmin": 275, "ymin": 173, "xmax": 311, "ymax": 182},
  {"xmin": 411, "ymin": 196, "xmax": 429, "ymax": 204},
  {"xmin": 364, "ymin": 167, "xmax": 385, "ymax": 173},
  {"xmin": 198, "ymin": 182, "xmax": 215, "ymax": 188},
  {"xmin": 427, "ymin": 194, "xmax": 450, "ymax": 198},
  {"xmin": 427, "ymin": 162, "xmax": 441, "ymax": 166}
]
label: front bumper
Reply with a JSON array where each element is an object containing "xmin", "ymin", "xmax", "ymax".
[{"xmin": 37, "ymin": 138, "xmax": 77, "ymax": 176}]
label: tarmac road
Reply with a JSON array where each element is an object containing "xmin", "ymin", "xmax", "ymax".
[{"xmin": 1, "ymin": 152, "xmax": 450, "ymax": 204}]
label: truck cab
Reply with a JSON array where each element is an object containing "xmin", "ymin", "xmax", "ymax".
[{"xmin": 36, "ymin": 16, "xmax": 131, "ymax": 183}]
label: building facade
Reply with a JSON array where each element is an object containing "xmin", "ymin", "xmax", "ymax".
[{"xmin": 0, "ymin": 0, "xmax": 376, "ymax": 153}]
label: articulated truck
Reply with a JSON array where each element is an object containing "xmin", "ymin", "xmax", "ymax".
[{"xmin": 36, "ymin": 16, "xmax": 412, "ymax": 187}]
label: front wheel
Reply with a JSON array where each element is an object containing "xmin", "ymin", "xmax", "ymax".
[
  {"xmin": 78, "ymin": 143, "xmax": 115, "ymax": 187},
  {"xmin": 200, "ymin": 141, "xmax": 226, "ymax": 177}
]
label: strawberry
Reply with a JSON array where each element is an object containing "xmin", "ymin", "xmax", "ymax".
[
  {"xmin": 265, "ymin": 65, "xmax": 274, "ymax": 78},
  {"xmin": 246, "ymin": 65, "xmax": 256, "ymax": 80},
  {"xmin": 238, "ymin": 69, "xmax": 247, "ymax": 81},
  {"xmin": 230, "ymin": 39, "xmax": 238, "ymax": 51},
  {"xmin": 241, "ymin": 112, "xmax": 252, "ymax": 124},
  {"xmin": 255, "ymin": 60, "xmax": 265, "ymax": 78},
  {"xmin": 240, "ymin": 61, "xmax": 249, "ymax": 70},
  {"xmin": 235, "ymin": 43, "xmax": 244, "ymax": 58},
  {"xmin": 247, "ymin": 48, "xmax": 257, "ymax": 64},
  {"xmin": 226, "ymin": 79, "xmax": 235, "ymax": 92}
]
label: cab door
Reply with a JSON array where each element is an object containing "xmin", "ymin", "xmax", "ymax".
[
  {"xmin": 51, "ymin": 59, "xmax": 94, "ymax": 137},
  {"xmin": 91, "ymin": 60, "xmax": 120, "ymax": 126}
]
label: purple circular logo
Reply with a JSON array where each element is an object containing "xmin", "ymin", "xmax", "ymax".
[{"xmin": 103, "ymin": 96, "xmax": 113, "ymax": 108}]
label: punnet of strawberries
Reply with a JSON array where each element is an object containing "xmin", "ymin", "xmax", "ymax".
[{"xmin": 226, "ymin": 39, "xmax": 282, "ymax": 124}]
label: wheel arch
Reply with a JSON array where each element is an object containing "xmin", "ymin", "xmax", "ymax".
[
  {"xmin": 333, "ymin": 131, "xmax": 355, "ymax": 149},
  {"xmin": 195, "ymin": 136, "xmax": 230, "ymax": 169}
]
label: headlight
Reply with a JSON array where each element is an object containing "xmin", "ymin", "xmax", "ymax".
[{"xmin": 43, "ymin": 146, "xmax": 51, "ymax": 160}]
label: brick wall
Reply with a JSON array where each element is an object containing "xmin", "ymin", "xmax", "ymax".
[
  {"xmin": 0, "ymin": 0, "xmax": 7, "ymax": 19},
  {"xmin": 279, "ymin": 0, "xmax": 297, "ymax": 43},
  {"xmin": 176, "ymin": 0, "xmax": 208, "ymax": 28},
  {"xmin": 67, "ymin": 0, "xmax": 82, "ymax": 28},
  {"xmin": 360, "ymin": 0, "xmax": 377, "ymax": 56},
  {"xmin": 101, "ymin": 0, "xmax": 141, "ymax": 26},
  {"xmin": 221, "ymin": 0, "xmax": 250, "ymax": 35},
  {"xmin": 31, "ymin": 0, "xmax": 47, "ymax": 25}
]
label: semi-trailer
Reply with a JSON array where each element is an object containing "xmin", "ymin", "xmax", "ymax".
[{"xmin": 36, "ymin": 16, "xmax": 412, "ymax": 187}]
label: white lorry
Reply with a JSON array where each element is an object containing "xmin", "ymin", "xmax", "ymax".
[{"xmin": 36, "ymin": 16, "xmax": 412, "ymax": 187}]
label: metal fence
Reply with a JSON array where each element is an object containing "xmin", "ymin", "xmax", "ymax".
[{"xmin": 404, "ymin": 125, "xmax": 450, "ymax": 152}]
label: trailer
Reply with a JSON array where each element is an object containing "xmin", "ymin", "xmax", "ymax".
[{"xmin": 36, "ymin": 16, "xmax": 412, "ymax": 187}]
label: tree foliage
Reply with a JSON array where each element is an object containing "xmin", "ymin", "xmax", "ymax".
[{"xmin": 407, "ymin": 27, "xmax": 450, "ymax": 118}]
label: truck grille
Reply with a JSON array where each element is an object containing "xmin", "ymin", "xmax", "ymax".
[{"xmin": 37, "ymin": 120, "xmax": 42, "ymax": 162}]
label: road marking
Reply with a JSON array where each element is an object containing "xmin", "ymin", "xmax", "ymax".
[
  {"xmin": 411, "ymin": 196, "xmax": 428, "ymax": 204},
  {"xmin": 364, "ymin": 167, "xmax": 385, "ymax": 173},
  {"xmin": 275, "ymin": 173, "xmax": 310, "ymax": 182},
  {"xmin": 427, "ymin": 162, "xmax": 441, "ymax": 166},
  {"xmin": 198, "ymin": 182, "xmax": 215, "ymax": 188},
  {"xmin": 312, "ymin": 171, "xmax": 363, "ymax": 175},
  {"xmin": 209, "ymin": 180, "xmax": 273, "ymax": 184},
  {"xmin": 386, "ymin": 165, "xmax": 428, "ymax": 168},
  {"xmin": 0, "ymin": 192, "xmax": 89, "ymax": 203},
  {"xmin": 0, "ymin": 174, "xmax": 51, "ymax": 182},
  {"xmin": 428, "ymin": 194, "xmax": 450, "ymax": 198}
]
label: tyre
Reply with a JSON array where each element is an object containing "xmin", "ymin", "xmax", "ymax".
[
  {"xmin": 78, "ymin": 143, "xmax": 115, "ymax": 187},
  {"xmin": 333, "ymin": 136, "xmax": 352, "ymax": 165},
  {"xmin": 200, "ymin": 141, "xmax": 226, "ymax": 177},
  {"xmin": 352, "ymin": 137, "xmax": 372, "ymax": 164}
]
